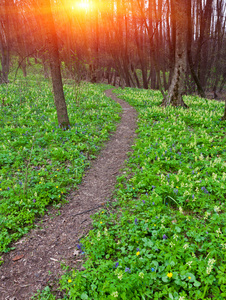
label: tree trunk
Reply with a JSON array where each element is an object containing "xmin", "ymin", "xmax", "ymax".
[
  {"xmin": 187, "ymin": 0, "xmax": 206, "ymax": 98},
  {"xmin": 199, "ymin": 0, "xmax": 213, "ymax": 90},
  {"xmin": 39, "ymin": 0, "xmax": 70, "ymax": 129},
  {"xmin": 42, "ymin": 53, "xmax": 49, "ymax": 79},
  {"xmin": 131, "ymin": 64, "xmax": 140, "ymax": 88},
  {"xmin": 0, "ymin": 0, "xmax": 10, "ymax": 84},
  {"xmin": 161, "ymin": 0, "xmax": 188, "ymax": 107},
  {"xmin": 1, "ymin": 46, "xmax": 9, "ymax": 83},
  {"xmin": 219, "ymin": 72, "xmax": 226, "ymax": 93}
]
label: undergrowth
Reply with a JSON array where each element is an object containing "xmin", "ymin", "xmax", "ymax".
[
  {"xmin": 15, "ymin": 87, "xmax": 226, "ymax": 299},
  {"xmin": 0, "ymin": 80, "xmax": 121, "ymax": 253}
]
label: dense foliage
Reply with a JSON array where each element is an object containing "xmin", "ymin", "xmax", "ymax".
[
  {"xmin": 35, "ymin": 88, "xmax": 226, "ymax": 300},
  {"xmin": 0, "ymin": 81, "xmax": 121, "ymax": 253}
]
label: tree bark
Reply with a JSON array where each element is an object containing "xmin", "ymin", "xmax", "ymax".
[
  {"xmin": 187, "ymin": 0, "xmax": 206, "ymax": 98},
  {"xmin": 0, "ymin": 45, "xmax": 9, "ymax": 83},
  {"xmin": 39, "ymin": 0, "xmax": 70, "ymax": 129},
  {"xmin": 0, "ymin": 0, "xmax": 10, "ymax": 84},
  {"xmin": 161, "ymin": 0, "xmax": 188, "ymax": 107},
  {"xmin": 219, "ymin": 72, "xmax": 226, "ymax": 93}
]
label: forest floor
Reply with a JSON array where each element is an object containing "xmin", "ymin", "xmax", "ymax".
[
  {"xmin": 0, "ymin": 90, "xmax": 137, "ymax": 300},
  {"xmin": 102, "ymin": 78, "xmax": 226, "ymax": 103},
  {"xmin": 205, "ymin": 91, "xmax": 225, "ymax": 102}
]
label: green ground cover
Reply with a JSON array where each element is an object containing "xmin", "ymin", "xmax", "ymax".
[
  {"xmin": 35, "ymin": 88, "xmax": 226, "ymax": 300},
  {"xmin": 0, "ymin": 81, "xmax": 121, "ymax": 253}
]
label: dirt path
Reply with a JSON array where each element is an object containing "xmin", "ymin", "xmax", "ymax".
[{"xmin": 0, "ymin": 89, "xmax": 137, "ymax": 300}]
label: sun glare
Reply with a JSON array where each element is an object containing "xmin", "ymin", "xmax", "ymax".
[{"xmin": 72, "ymin": 1, "xmax": 91, "ymax": 11}]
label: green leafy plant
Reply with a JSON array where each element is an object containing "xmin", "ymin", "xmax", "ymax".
[
  {"xmin": 25, "ymin": 87, "xmax": 226, "ymax": 299},
  {"xmin": 0, "ymin": 80, "xmax": 121, "ymax": 253}
]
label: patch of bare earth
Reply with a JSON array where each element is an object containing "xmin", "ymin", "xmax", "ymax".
[{"xmin": 0, "ymin": 89, "xmax": 137, "ymax": 300}]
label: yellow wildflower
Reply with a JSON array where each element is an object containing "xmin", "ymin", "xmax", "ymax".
[
  {"xmin": 68, "ymin": 279, "xmax": 72, "ymax": 283},
  {"xmin": 136, "ymin": 251, "xmax": 140, "ymax": 256},
  {"xmin": 167, "ymin": 272, "xmax": 173, "ymax": 278}
]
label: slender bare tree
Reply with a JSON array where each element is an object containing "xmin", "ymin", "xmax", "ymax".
[
  {"xmin": 161, "ymin": 0, "xmax": 188, "ymax": 107},
  {"xmin": 0, "ymin": 0, "xmax": 10, "ymax": 83},
  {"xmin": 39, "ymin": 0, "xmax": 70, "ymax": 128}
]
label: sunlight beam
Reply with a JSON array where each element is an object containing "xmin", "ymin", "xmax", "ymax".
[{"xmin": 72, "ymin": 0, "xmax": 91, "ymax": 11}]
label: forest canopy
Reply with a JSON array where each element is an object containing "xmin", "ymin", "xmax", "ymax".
[{"xmin": 0, "ymin": 0, "xmax": 225, "ymax": 97}]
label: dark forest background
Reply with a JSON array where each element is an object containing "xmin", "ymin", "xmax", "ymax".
[{"xmin": 0, "ymin": 0, "xmax": 226, "ymax": 99}]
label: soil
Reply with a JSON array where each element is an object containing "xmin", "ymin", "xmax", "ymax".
[{"xmin": 0, "ymin": 89, "xmax": 137, "ymax": 300}]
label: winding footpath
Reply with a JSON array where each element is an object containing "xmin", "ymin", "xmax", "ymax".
[{"xmin": 0, "ymin": 89, "xmax": 137, "ymax": 300}]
